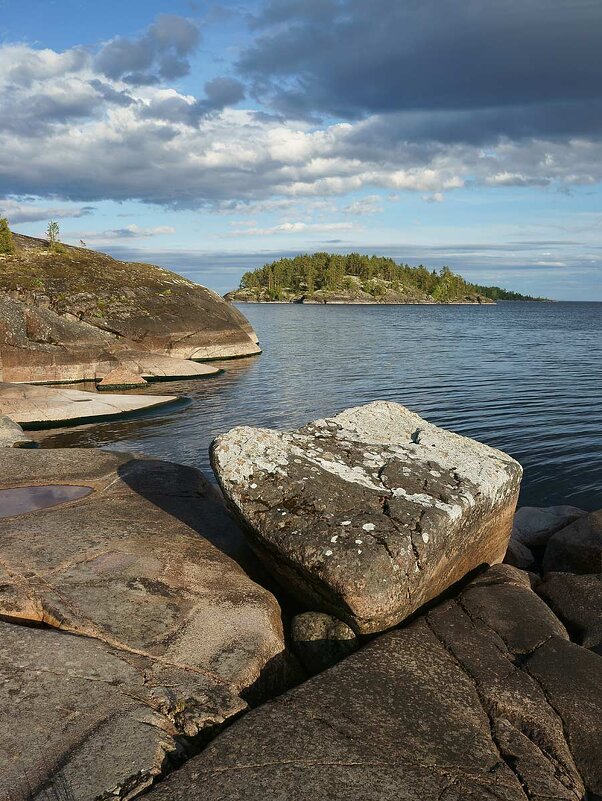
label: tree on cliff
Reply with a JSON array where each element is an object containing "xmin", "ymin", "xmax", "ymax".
[
  {"xmin": 47, "ymin": 220, "xmax": 60, "ymax": 249},
  {"xmin": 0, "ymin": 218, "xmax": 15, "ymax": 254}
]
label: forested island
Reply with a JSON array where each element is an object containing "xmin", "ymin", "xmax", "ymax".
[{"xmin": 226, "ymin": 253, "xmax": 545, "ymax": 304}]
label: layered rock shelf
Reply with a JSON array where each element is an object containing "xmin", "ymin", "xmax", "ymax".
[{"xmin": 0, "ymin": 403, "xmax": 599, "ymax": 800}]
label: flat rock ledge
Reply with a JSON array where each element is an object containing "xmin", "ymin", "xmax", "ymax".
[
  {"xmin": 0, "ymin": 448, "xmax": 289, "ymax": 799},
  {"xmin": 146, "ymin": 565, "xmax": 602, "ymax": 801},
  {"xmin": 0, "ymin": 381, "xmax": 179, "ymax": 427},
  {"xmin": 211, "ymin": 401, "xmax": 522, "ymax": 633}
]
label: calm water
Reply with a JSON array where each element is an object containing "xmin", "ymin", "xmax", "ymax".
[{"xmin": 36, "ymin": 302, "xmax": 602, "ymax": 510}]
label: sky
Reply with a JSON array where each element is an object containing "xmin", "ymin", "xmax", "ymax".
[{"xmin": 1, "ymin": 0, "xmax": 601, "ymax": 299}]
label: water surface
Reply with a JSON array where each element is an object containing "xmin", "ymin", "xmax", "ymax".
[
  {"xmin": 0, "ymin": 485, "xmax": 93, "ymax": 518},
  {"xmin": 35, "ymin": 302, "xmax": 602, "ymax": 510}
]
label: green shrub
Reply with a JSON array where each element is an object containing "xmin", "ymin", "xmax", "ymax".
[{"xmin": 0, "ymin": 218, "xmax": 15, "ymax": 254}]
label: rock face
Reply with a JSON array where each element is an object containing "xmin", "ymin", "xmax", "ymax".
[
  {"xmin": 0, "ymin": 448, "xmax": 289, "ymax": 798},
  {"xmin": 145, "ymin": 565, "xmax": 602, "ymax": 801},
  {"xmin": 542, "ymin": 509, "xmax": 602, "ymax": 574},
  {"xmin": 0, "ymin": 414, "xmax": 31, "ymax": 447},
  {"xmin": 211, "ymin": 401, "xmax": 522, "ymax": 633},
  {"xmin": 0, "ymin": 234, "xmax": 260, "ymax": 384},
  {"xmin": 536, "ymin": 572, "xmax": 602, "ymax": 654},
  {"xmin": 0, "ymin": 381, "xmax": 179, "ymax": 426},
  {"xmin": 291, "ymin": 612, "xmax": 358, "ymax": 675}
]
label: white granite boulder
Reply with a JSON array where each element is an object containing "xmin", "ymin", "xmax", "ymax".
[{"xmin": 211, "ymin": 402, "xmax": 522, "ymax": 633}]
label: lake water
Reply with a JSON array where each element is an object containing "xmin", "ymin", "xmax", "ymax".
[{"xmin": 36, "ymin": 302, "xmax": 602, "ymax": 510}]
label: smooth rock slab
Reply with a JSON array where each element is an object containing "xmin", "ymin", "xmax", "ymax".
[
  {"xmin": 147, "ymin": 565, "xmax": 601, "ymax": 801},
  {"xmin": 0, "ymin": 620, "xmax": 245, "ymax": 800},
  {"xmin": 0, "ymin": 449, "xmax": 288, "ymax": 798},
  {"xmin": 542, "ymin": 509, "xmax": 602, "ymax": 574},
  {"xmin": 211, "ymin": 401, "xmax": 522, "ymax": 633},
  {"xmin": 0, "ymin": 381, "xmax": 178, "ymax": 426}
]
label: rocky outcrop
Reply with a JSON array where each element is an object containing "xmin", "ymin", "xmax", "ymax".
[
  {"xmin": 542, "ymin": 509, "xmax": 602, "ymax": 574},
  {"xmin": 226, "ymin": 284, "xmax": 491, "ymax": 305},
  {"xmin": 145, "ymin": 565, "xmax": 602, "ymax": 801},
  {"xmin": 290, "ymin": 612, "xmax": 358, "ymax": 675},
  {"xmin": 0, "ymin": 448, "xmax": 289, "ymax": 797},
  {"xmin": 512, "ymin": 505, "xmax": 587, "ymax": 549},
  {"xmin": 0, "ymin": 234, "xmax": 260, "ymax": 384},
  {"xmin": 211, "ymin": 401, "xmax": 522, "ymax": 633},
  {"xmin": 0, "ymin": 381, "xmax": 180, "ymax": 426},
  {"xmin": 536, "ymin": 572, "xmax": 602, "ymax": 654},
  {"xmin": 0, "ymin": 414, "xmax": 31, "ymax": 447}
]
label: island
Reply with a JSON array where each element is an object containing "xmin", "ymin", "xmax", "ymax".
[{"xmin": 225, "ymin": 253, "xmax": 545, "ymax": 304}]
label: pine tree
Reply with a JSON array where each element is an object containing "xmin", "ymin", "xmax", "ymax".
[{"xmin": 0, "ymin": 218, "xmax": 15, "ymax": 254}]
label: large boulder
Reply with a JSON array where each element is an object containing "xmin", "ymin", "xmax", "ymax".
[
  {"xmin": 211, "ymin": 401, "xmax": 522, "ymax": 633},
  {"xmin": 146, "ymin": 565, "xmax": 602, "ymax": 801},
  {"xmin": 0, "ymin": 448, "xmax": 289, "ymax": 797},
  {"xmin": 542, "ymin": 509, "xmax": 602, "ymax": 574},
  {"xmin": 0, "ymin": 234, "xmax": 260, "ymax": 384},
  {"xmin": 536, "ymin": 572, "xmax": 602, "ymax": 653}
]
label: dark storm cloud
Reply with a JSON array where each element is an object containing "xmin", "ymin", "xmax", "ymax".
[
  {"xmin": 139, "ymin": 76, "xmax": 245, "ymax": 124},
  {"xmin": 95, "ymin": 14, "xmax": 201, "ymax": 85},
  {"xmin": 238, "ymin": 0, "xmax": 602, "ymax": 140}
]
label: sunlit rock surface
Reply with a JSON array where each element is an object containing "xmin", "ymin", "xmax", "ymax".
[
  {"xmin": 0, "ymin": 381, "xmax": 178, "ymax": 426},
  {"xmin": 0, "ymin": 449, "xmax": 288, "ymax": 798},
  {"xmin": 212, "ymin": 401, "xmax": 522, "ymax": 633},
  {"xmin": 145, "ymin": 565, "xmax": 602, "ymax": 801}
]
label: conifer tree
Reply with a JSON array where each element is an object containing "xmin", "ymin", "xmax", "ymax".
[{"xmin": 0, "ymin": 218, "xmax": 15, "ymax": 254}]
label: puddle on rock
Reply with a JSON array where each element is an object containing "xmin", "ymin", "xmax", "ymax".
[{"xmin": 0, "ymin": 485, "xmax": 93, "ymax": 519}]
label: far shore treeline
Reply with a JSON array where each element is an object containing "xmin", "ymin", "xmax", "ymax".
[{"xmin": 239, "ymin": 253, "xmax": 544, "ymax": 302}]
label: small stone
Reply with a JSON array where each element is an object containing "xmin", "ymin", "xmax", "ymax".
[{"xmin": 290, "ymin": 611, "xmax": 359, "ymax": 676}]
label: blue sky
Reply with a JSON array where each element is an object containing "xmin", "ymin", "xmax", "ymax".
[{"xmin": 1, "ymin": 0, "xmax": 601, "ymax": 299}]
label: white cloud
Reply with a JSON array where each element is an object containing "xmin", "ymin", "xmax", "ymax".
[
  {"xmin": 82, "ymin": 224, "xmax": 175, "ymax": 241},
  {"xmin": 0, "ymin": 198, "xmax": 94, "ymax": 224},
  {"xmin": 1, "ymin": 41, "xmax": 602, "ymax": 212},
  {"xmin": 228, "ymin": 221, "xmax": 354, "ymax": 236}
]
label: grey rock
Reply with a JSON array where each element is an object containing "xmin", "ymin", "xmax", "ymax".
[
  {"xmin": 536, "ymin": 572, "xmax": 602, "ymax": 653},
  {"xmin": 0, "ymin": 414, "xmax": 31, "ymax": 447},
  {"xmin": 512, "ymin": 505, "xmax": 587, "ymax": 549},
  {"xmin": 211, "ymin": 401, "xmax": 522, "ymax": 633},
  {"xmin": 543, "ymin": 509, "xmax": 602, "ymax": 574},
  {"xmin": 504, "ymin": 537, "xmax": 536, "ymax": 570},
  {"xmin": 146, "ymin": 564, "xmax": 601, "ymax": 801},
  {"xmin": 0, "ymin": 619, "xmax": 245, "ymax": 801},
  {"xmin": 291, "ymin": 612, "xmax": 359, "ymax": 675}
]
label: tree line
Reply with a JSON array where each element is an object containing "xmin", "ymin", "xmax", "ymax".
[{"xmin": 239, "ymin": 253, "xmax": 544, "ymax": 302}]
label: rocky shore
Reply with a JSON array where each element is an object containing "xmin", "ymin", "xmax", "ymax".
[
  {"xmin": 0, "ymin": 234, "xmax": 260, "ymax": 387},
  {"xmin": 226, "ymin": 285, "xmax": 494, "ymax": 304},
  {"xmin": 0, "ymin": 402, "xmax": 599, "ymax": 800}
]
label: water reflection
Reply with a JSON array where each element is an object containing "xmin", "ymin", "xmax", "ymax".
[{"xmin": 0, "ymin": 485, "xmax": 94, "ymax": 518}]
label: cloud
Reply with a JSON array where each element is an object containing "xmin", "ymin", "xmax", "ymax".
[
  {"xmin": 228, "ymin": 221, "xmax": 354, "ymax": 236},
  {"xmin": 95, "ymin": 15, "xmax": 201, "ymax": 85},
  {"xmin": 343, "ymin": 195, "xmax": 383, "ymax": 215},
  {"xmin": 81, "ymin": 225, "xmax": 176, "ymax": 241},
  {"xmin": 0, "ymin": 198, "xmax": 94, "ymax": 224},
  {"xmin": 1, "ymin": 34, "xmax": 602, "ymax": 210},
  {"xmin": 238, "ymin": 0, "xmax": 602, "ymax": 143}
]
